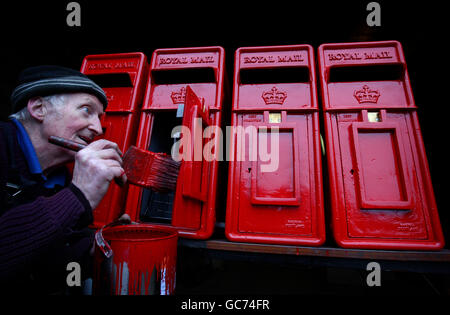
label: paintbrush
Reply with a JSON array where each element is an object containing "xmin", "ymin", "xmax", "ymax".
[{"xmin": 48, "ymin": 136, "xmax": 180, "ymax": 191}]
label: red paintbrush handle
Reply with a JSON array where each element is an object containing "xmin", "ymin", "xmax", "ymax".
[
  {"xmin": 48, "ymin": 135, "xmax": 124, "ymax": 187},
  {"xmin": 48, "ymin": 136, "xmax": 87, "ymax": 152}
]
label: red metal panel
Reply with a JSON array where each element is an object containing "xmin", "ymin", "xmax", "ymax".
[
  {"xmin": 318, "ymin": 41, "xmax": 445, "ymax": 250},
  {"xmin": 350, "ymin": 121, "xmax": 412, "ymax": 211},
  {"xmin": 125, "ymin": 47, "xmax": 226, "ymax": 239},
  {"xmin": 225, "ymin": 45, "xmax": 325, "ymax": 245},
  {"xmin": 80, "ymin": 52, "xmax": 148, "ymax": 228},
  {"xmin": 248, "ymin": 122, "xmax": 301, "ymax": 207},
  {"xmin": 177, "ymin": 86, "xmax": 210, "ymax": 203}
]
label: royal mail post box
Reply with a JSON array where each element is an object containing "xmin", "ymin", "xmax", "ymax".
[
  {"xmin": 80, "ymin": 52, "xmax": 148, "ymax": 228},
  {"xmin": 318, "ymin": 41, "xmax": 444, "ymax": 250},
  {"xmin": 125, "ymin": 46, "xmax": 226, "ymax": 239},
  {"xmin": 225, "ymin": 45, "xmax": 326, "ymax": 246}
]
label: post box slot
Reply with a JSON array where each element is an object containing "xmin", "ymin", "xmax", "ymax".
[
  {"xmin": 87, "ymin": 73, "xmax": 134, "ymax": 87},
  {"xmin": 139, "ymin": 110, "xmax": 182, "ymax": 223},
  {"xmin": 147, "ymin": 110, "xmax": 182, "ymax": 154},
  {"xmin": 350, "ymin": 122, "xmax": 412, "ymax": 210},
  {"xmin": 239, "ymin": 67, "xmax": 310, "ymax": 84},
  {"xmin": 325, "ymin": 64, "xmax": 409, "ymax": 108},
  {"xmin": 328, "ymin": 64, "xmax": 404, "ymax": 83},
  {"xmin": 152, "ymin": 68, "xmax": 216, "ymax": 84},
  {"xmin": 87, "ymin": 73, "xmax": 136, "ymax": 112}
]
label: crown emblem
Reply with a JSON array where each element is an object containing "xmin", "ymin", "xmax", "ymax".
[
  {"xmin": 354, "ymin": 85, "xmax": 380, "ymax": 104},
  {"xmin": 262, "ymin": 86, "xmax": 287, "ymax": 105},
  {"xmin": 171, "ymin": 87, "xmax": 186, "ymax": 104}
]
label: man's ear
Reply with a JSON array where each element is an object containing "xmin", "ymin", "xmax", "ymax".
[{"xmin": 27, "ymin": 97, "xmax": 46, "ymax": 122}]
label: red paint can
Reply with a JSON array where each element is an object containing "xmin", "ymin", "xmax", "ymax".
[{"xmin": 93, "ymin": 224, "xmax": 178, "ymax": 295}]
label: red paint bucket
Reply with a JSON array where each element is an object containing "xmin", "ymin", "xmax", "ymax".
[{"xmin": 93, "ymin": 224, "xmax": 178, "ymax": 295}]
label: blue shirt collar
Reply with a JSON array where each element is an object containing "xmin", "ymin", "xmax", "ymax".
[{"xmin": 10, "ymin": 118, "xmax": 66, "ymax": 188}]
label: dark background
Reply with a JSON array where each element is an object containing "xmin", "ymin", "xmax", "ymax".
[{"xmin": 1, "ymin": 0, "xmax": 448, "ymax": 294}]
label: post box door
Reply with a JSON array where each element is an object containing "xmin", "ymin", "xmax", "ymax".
[
  {"xmin": 336, "ymin": 112, "xmax": 428, "ymax": 240},
  {"xmin": 235, "ymin": 114, "xmax": 313, "ymax": 236},
  {"xmin": 172, "ymin": 86, "xmax": 211, "ymax": 229}
]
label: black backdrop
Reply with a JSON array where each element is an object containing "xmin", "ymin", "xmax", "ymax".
[{"xmin": 1, "ymin": 0, "xmax": 448, "ymax": 245}]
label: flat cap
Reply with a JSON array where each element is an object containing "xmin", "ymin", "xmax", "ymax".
[{"xmin": 11, "ymin": 65, "xmax": 108, "ymax": 112}]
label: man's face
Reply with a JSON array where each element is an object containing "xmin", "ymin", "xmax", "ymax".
[{"xmin": 42, "ymin": 92, "xmax": 104, "ymax": 158}]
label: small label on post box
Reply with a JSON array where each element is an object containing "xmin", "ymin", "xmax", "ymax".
[
  {"xmin": 268, "ymin": 113, "xmax": 281, "ymax": 123},
  {"xmin": 176, "ymin": 104, "xmax": 184, "ymax": 118},
  {"xmin": 367, "ymin": 111, "xmax": 381, "ymax": 122}
]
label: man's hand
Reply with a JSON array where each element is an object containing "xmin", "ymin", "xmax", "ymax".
[{"xmin": 71, "ymin": 139, "xmax": 125, "ymax": 209}]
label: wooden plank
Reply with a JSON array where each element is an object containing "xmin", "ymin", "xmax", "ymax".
[{"xmin": 179, "ymin": 239, "xmax": 450, "ymax": 262}]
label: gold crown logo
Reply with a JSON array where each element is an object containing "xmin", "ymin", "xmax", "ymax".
[
  {"xmin": 354, "ymin": 85, "xmax": 380, "ymax": 104},
  {"xmin": 171, "ymin": 87, "xmax": 186, "ymax": 104},
  {"xmin": 262, "ymin": 86, "xmax": 287, "ymax": 105}
]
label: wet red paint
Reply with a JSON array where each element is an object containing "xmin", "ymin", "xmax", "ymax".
[
  {"xmin": 93, "ymin": 224, "xmax": 178, "ymax": 295},
  {"xmin": 123, "ymin": 146, "xmax": 180, "ymax": 192}
]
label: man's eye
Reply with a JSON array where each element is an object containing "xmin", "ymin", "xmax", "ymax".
[{"xmin": 81, "ymin": 106, "xmax": 90, "ymax": 114}]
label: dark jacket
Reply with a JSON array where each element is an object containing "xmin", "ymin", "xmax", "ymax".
[{"xmin": 0, "ymin": 120, "xmax": 94, "ymax": 293}]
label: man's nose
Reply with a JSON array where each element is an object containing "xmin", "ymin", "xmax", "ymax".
[{"xmin": 89, "ymin": 116, "xmax": 103, "ymax": 136}]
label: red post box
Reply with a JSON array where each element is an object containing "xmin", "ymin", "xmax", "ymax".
[
  {"xmin": 225, "ymin": 45, "xmax": 326, "ymax": 246},
  {"xmin": 80, "ymin": 52, "xmax": 148, "ymax": 228},
  {"xmin": 125, "ymin": 46, "xmax": 226, "ymax": 239},
  {"xmin": 318, "ymin": 41, "xmax": 444, "ymax": 250}
]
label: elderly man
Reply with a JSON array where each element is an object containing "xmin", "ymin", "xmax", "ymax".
[{"xmin": 0, "ymin": 65, "xmax": 126, "ymax": 293}]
